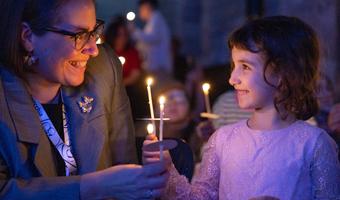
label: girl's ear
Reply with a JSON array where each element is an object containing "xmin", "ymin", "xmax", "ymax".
[{"xmin": 21, "ymin": 22, "xmax": 34, "ymax": 52}]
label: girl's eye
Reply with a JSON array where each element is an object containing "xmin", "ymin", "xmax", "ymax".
[{"xmin": 242, "ymin": 64, "xmax": 251, "ymax": 70}]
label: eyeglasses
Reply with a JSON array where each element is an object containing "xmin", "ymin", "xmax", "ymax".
[
  {"xmin": 40, "ymin": 19, "xmax": 104, "ymax": 50},
  {"xmin": 163, "ymin": 91, "xmax": 188, "ymax": 105}
]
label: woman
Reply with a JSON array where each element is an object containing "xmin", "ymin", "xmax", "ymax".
[{"xmin": 0, "ymin": 0, "xmax": 168, "ymax": 199}]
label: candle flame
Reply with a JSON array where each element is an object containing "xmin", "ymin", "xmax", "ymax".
[
  {"xmin": 202, "ymin": 83, "xmax": 211, "ymax": 94},
  {"xmin": 146, "ymin": 123, "xmax": 154, "ymax": 134},
  {"xmin": 146, "ymin": 77, "xmax": 153, "ymax": 86},
  {"xmin": 159, "ymin": 96, "xmax": 166, "ymax": 105}
]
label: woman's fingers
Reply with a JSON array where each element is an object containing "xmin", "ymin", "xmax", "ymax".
[
  {"xmin": 144, "ymin": 170, "xmax": 169, "ymax": 189},
  {"xmin": 143, "ymin": 161, "xmax": 167, "ymax": 177}
]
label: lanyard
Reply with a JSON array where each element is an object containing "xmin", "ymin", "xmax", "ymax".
[{"xmin": 33, "ymin": 98, "xmax": 77, "ymax": 176}]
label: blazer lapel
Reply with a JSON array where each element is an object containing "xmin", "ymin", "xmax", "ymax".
[
  {"xmin": 0, "ymin": 69, "xmax": 56, "ymax": 176},
  {"xmin": 62, "ymin": 87, "xmax": 105, "ymax": 174}
]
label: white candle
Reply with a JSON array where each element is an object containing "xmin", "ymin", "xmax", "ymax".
[
  {"xmin": 126, "ymin": 11, "xmax": 136, "ymax": 21},
  {"xmin": 146, "ymin": 78, "xmax": 156, "ymax": 135},
  {"xmin": 202, "ymin": 83, "xmax": 212, "ymax": 113}
]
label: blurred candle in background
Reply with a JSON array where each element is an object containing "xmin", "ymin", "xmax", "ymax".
[
  {"xmin": 202, "ymin": 83, "xmax": 212, "ymax": 113},
  {"xmin": 126, "ymin": 11, "xmax": 136, "ymax": 21}
]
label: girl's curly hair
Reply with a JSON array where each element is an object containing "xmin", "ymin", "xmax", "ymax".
[{"xmin": 228, "ymin": 16, "xmax": 320, "ymax": 120}]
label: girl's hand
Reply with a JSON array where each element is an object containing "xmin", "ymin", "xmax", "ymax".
[{"xmin": 142, "ymin": 134, "xmax": 173, "ymax": 168}]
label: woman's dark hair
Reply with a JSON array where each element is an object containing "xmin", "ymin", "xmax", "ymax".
[
  {"xmin": 104, "ymin": 16, "xmax": 131, "ymax": 51},
  {"xmin": 0, "ymin": 0, "xmax": 93, "ymax": 77},
  {"xmin": 228, "ymin": 16, "xmax": 320, "ymax": 120}
]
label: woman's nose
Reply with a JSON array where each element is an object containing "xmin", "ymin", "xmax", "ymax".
[{"xmin": 82, "ymin": 37, "xmax": 99, "ymax": 57}]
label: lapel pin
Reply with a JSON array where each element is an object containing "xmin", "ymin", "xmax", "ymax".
[{"xmin": 77, "ymin": 96, "xmax": 94, "ymax": 113}]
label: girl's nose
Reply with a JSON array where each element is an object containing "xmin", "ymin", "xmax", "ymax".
[{"xmin": 228, "ymin": 68, "xmax": 240, "ymax": 86}]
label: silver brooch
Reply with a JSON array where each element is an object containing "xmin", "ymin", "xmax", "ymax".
[{"xmin": 77, "ymin": 96, "xmax": 94, "ymax": 113}]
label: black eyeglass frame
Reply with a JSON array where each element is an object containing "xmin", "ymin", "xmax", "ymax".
[{"xmin": 39, "ymin": 19, "xmax": 105, "ymax": 50}]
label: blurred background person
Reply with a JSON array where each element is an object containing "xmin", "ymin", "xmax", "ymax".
[
  {"xmin": 328, "ymin": 103, "xmax": 340, "ymax": 161},
  {"xmin": 105, "ymin": 16, "xmax": 142, "ymax": 87},
  {"xmin": 314, "ymin": 73, "xmax": 335, "ymax": 133},
  {"xmin": 159, "ymin": 81, "xmax": 202, "ymax": 164},
  {"xmin": 130, "ymin": 0, "xmax": 172, "ymax": 78}
]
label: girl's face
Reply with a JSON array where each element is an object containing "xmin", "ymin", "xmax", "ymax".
[
  {"xmin": 29, "ymin": 0, "xmax": 98, "ymax": 87},
  {"xmin": 229, "ymin": 47, "xmax": 277, "ymax": 111}
]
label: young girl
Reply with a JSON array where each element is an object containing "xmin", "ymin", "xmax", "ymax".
[{"xmin": 143, "ymin": 16, "xmax": 340, "ymax": 199}]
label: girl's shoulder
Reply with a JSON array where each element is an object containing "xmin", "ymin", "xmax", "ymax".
[
  {"xmin": 290, "ymin": 120, "xmax": 327, "ymax": 139},
  {"xmin": 292, "ymin": 120, "xmax": 337, "ymax": 147}
]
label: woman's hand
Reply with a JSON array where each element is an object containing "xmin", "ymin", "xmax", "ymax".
[
  {"xmin": 81, "ymin": 161, "xmax": 169, "ymax": 200},
  {"xmin": 142, "ymin": 134, "xmax": 173, "ymax": 168}
]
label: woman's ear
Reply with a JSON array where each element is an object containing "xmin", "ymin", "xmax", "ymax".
[{"xmin": 21, "ymin": 22, "xmax": 34, "ymax": 52}]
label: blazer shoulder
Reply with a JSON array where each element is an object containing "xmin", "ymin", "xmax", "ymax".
[{"xmin": 87, "ymin": 44, "xmax": 123, "ymax": 85}]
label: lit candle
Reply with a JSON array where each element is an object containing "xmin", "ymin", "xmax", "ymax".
[
  {"xmin": 158, "ymin": 96, "xmax": 166, "ymax": 161},
  {"xmin": 126, "ymin": 11, "xmax": 136, "ymax": 21},
  {"xmin": 146, "ymin": 123, "xmax": 154, "ymax": 135},
  {"xmin": 202, "ymin": 83, "xmax": 212, "ymax": 113},
  {"xmin": 146, "ymin": 78, "xmax": 156, "ymax": 135}
]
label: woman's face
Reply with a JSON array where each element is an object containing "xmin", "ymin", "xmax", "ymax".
[
  {"xmin": 114, "ymin": 26, "xmax": 129, "ymax": 51},
  {"xmin": 30, "ymin": 0, "xmax": 98, "ymax": 87},
  {"xmin": 163, "ymin": 89, "xmax": 190, "ymax": 123}
]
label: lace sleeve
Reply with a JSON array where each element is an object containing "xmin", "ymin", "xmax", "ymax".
[
  {"xmin": 311, "ymin": 132, "xmax": 340, "ymax": 199},
  {"xmin": 163, "ymin": 133, "xmax": 220, "ymax": 200}
]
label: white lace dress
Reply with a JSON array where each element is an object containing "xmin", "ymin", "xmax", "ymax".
[{"xmin": 164, "ymin": 120, "xmax": 340, "ymax": 200}]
